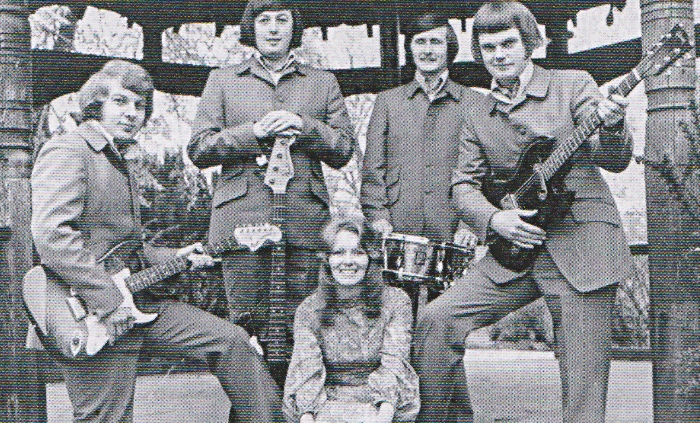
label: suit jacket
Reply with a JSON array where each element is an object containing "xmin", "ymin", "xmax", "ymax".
[
  {"xmin": 452, "ymin": 65, "xmax": 635, "ymax": 292},
  {"xmin": 189, "ymin": 58, "xmax": 355, "ymax": 250},
  {"xmin": 31, "ymin": 122, "xmax": 174, "ymax": 317},
  {"xmin": 361, "ymin": 79, "xmax": 481, "ymax": 242}
]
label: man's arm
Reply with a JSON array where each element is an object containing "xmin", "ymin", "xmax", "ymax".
[
  {"xmin": 361, "ymin": 93, "xmax": 392, "ymax": 225},
  {"xmin": 452, "ymin": 110, "xmax": 545, "ymax": 249},
  {"xmin": 451, "ymin": 111, "xmax": 499, "ymax": 242},
  {"xmin": 294, "ymin": 75, "xmax": 355, "ymax": 170},
  {"xmin": 188, "ymin": 69, "xmax": 268, "ymax": 170},
  {"xmin": 570, "ymin": 71, "xmax": 633, "ymax": 173},
  {"xmin": 31, "ymin": 136, "xmax": 123, "ymax": 318}
]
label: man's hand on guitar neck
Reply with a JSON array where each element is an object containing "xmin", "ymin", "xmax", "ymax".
[
  {"xmin": 103, "ymin": 306, "xmax": 135, "ymax": 344},
  {"xmin": 597, "ymin": 94, "xmax": 628, "ymax": 128},
  {"xmin": 176, "ymin": 242, "xmax": 215, "ymax": 270},
  {"xmin": 490, "ymin": 209, "xmax": 546, "ymax": 250}
]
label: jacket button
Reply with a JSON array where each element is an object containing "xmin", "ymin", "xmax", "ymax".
[{"xmin": 277, "ymin": 96, "xmax": 285, "ymax": 103}]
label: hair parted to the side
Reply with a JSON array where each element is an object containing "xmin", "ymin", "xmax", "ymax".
[
  {"xmin": 238, "ymin": 0, "xmax": 304, "ymax": 50},
  {"xmin": 318, "ymin": 214, "xmax": 384, "ymax": 327},
  {"xmin": 404, "ymin": 13, "xmax": 460, "ymax": 65},
  {"xmin": 78, "ymin": 59, "xmax": 154, "ymax": 122},
  {"xmin": 471, "ymin": 1, "xmax": 544, "ymax": 64}
]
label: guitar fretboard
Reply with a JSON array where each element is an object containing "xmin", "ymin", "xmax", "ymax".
[
  {"xmin": 514, "ymin": 69, "xmax": 642, "ymax": 201},
  {"xmin": 125, "ymin": 238, "xmax": 240, "ymax": 293}
]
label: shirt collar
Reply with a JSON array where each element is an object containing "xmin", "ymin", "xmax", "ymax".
[
  {"xmin": 490, "ymin": 60, "xmax": 534, "ymax": 104},
  {"xmin": 408, "ymin": 71, "xmax": 460, "ymax": 102},
  {"xmin": 253, "ymin": 50, "xmax": 297, "ymax": 75},
  {"xmin": 415, "ymin": 69, "xmax": 449, "ymax": 99}
]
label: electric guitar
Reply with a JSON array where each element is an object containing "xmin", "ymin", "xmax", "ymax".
[
  {"xmin": 485, "ymin": 24, "xmax": 693, "ymax": 272},
  {"xmin": 23, "ymin": 223, "xmax": 282, "ymax": 359},
  {"xmin": 262, "ymin": 135, "xmax": 296, "ymax": 364}
]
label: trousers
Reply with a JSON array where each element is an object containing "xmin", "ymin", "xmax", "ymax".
[
  {"xmin": 57, "ymin": 300, "xmax": 284, "ymax": 423},
  {"xmin": 222, "ymin": 245, "xmax": 320, "ymax": 385},
  {"xmin": 412, "ymin": 249, "xmax": 615, "ymax": 423}
]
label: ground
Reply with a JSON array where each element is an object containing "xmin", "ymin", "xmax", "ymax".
[{"xmin": 47, "ymin": 350, "xmax": 652, "ymax": 423}]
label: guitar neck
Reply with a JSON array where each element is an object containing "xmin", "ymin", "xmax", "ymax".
[
  {"xmin": 125, "ymin": 238, "xmax": 239, "ymax": 293},
  {"xmin": 268, "ymin": 194, "xmax": 288, "ymax": 321},
  {"xmin": 538, "ymin": 70, "xmax": 640, "ymax": 183}
]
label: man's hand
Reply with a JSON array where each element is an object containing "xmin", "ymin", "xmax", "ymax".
[
  {"xmin": 253, "ymin": 110, "xmax": 304, "ymax": 138},
  {"xmin": 371, "ymin": 219, "xmax": 393, "ymax": 238},
  {"xmin": 597, "ymin": 94, "xmax": 628, "ymax": 128},
  {"xmin": 102, "ymin": 306, "xmax": 134, "ymax": 344},
  {"xmin": 490, "ymin": 209, "xmax": 546, "ymax": 249},
  {"xmin": 454, "ymin": 227, "xmax": 479, "ymax": 248},
  {"xmin": 299, "ymin": 413, "xmax": 315, "ymax": 423},
  {"xmin": 176, "ymin": 242, "xmax": 215, "ymax": 270}
]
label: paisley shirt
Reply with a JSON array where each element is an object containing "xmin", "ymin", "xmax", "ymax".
[{"xmin": 283, "ymin": 286, "xmax": 420, "ymax": 422}]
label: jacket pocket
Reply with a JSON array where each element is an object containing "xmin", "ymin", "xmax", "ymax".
[
  {"xmin": 310, "ymin": 175, "xmax": 331, "ymax": 206},
  {"xmin": 212, "ymin": 177, "xmax": 248, "ymax": 208},
  {"xmin": 385, "ymin": 167, "xmax": 400, "ymax": 206},
  {"xmin": 569, "ymin": 199, "xmax": 622, "ymax": 227}
]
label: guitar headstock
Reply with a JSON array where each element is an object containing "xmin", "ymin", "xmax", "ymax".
[
  {"xmin": 639, "ymin": 23, "xmax": 693, "ymax": 79},
  {"xmin": 234, "ymin": 223, "xmax": 283, "ymax": 251},
  {"xmin": 264, "ymin": 135, "xmax": 296, "ymax": 195}
]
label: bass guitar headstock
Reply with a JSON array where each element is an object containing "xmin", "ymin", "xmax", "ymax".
[{"xmin": 264, "ymin": 135, "xmax": 296, "ymax": 195}]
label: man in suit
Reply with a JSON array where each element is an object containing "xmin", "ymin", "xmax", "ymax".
[
  {"xmin": 188, "ymin": 0, "xmax": 355, "ymax": 384},
  {"xmin": 411, "ymin": 3, "xmax": 634, "ymax": 423},
  {"xmin": 362, "ymin": 13, "xmax": 479, "ymax": 246},
  {"xmin": 31, "ymin": 60, "xmax": 283, "ymax": 423}
]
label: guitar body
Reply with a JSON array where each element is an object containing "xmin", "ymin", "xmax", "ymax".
[
  {"xmin": 22, "ymin": 224, "xmax": 282, "ymax": 359},
  {"xmin": 485, "ymin": 138, "xmax": 574, "ymax": 272},
  {"xmin": 23, "ymin": 265, "xmax": 158, "ymax": 359}
]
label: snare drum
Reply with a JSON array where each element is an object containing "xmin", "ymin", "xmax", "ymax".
[
  {"xmin": 382, "ymin": 234, "xmax": 475, "ymax": 292},
  {"xmin": 432, "ymin": 242, "xmax": 475, "ymax": 291},
  {"xmin": 382, "ymin": 233, "xmax": 434, "ymax": 281}
]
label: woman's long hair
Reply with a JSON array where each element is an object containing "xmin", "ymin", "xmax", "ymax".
[{"xmin": 317, "ymin": 216, "xmax": 384, "ymax": 328}]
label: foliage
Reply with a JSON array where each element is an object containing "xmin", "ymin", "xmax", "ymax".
[{"xmin": 128, "ymin": 146, "xmax": 228, "ymax": 318}]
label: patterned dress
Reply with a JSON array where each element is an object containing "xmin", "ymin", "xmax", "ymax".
[{"xmin": 283, "ymin": 285, "xmax": 420, "ymax": 422}]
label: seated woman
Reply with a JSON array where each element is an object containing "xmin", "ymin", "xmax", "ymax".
[{"xmin": 283, "ymin": 216, "xmax": 420, "ymax": 423}]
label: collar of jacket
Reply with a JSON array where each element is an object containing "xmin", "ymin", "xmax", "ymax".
[
  {"xmin": 234, "ymin": 56, "xmax": 307, "ymax": 80},
  {"xmin": 77, "ymin": 121, "xmax": 110, "ymax": 152},
  {"xmin": 406, "ymin": 77, "xmax": 462, "ymax": 102},
  {"xmin": 489, "ymin": 64, "xmax": 550, "ymax": 114}
]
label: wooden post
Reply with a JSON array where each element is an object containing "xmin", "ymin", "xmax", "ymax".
[
  {"xmin": 640, "ymin": 1, "xmax": 700, "ymax": 421},
  {"xmin": 0, "ymin": 1, "xmax": 45, "ymax": 421},
  {"xmin": 379, "ymin": 8, "xmax": 401, "ymax": 86}
]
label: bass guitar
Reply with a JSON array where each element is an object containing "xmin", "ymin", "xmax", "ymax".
[
  {"xmin": 485, "ymin": 24, "xmax": 693, "ymax": 272},
  {"xmin": 23, "ymin": 223, "xmax": 281, "ymax": 359},
  {"xmin": 262, "ymin": 134, "xmax": 296, "ymax": 364}
]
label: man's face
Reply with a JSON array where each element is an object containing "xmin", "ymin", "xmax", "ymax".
[
  {"xmin": 478, "ymin": 27, "xmax": 529, "ymax": 82},
  {"xmin": 410, "ymin": 26, "xmax": 449, "ymax": 75},
  {"xmin": 254, "ymin": 10, "xmax": 294, "ymax": 59},
  {"xmin": 100, "ymin": 79, "xmax": 146, "ymax": 139}
]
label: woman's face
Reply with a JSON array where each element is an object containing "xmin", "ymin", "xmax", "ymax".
[{"xmin": 329, "ymin": 229, "xmax": 369, "ymax": 286}]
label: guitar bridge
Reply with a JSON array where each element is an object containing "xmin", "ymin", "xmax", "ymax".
[{"xmin": 65, "ymin": 296, "xmax": 87, "ymax": 321}]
